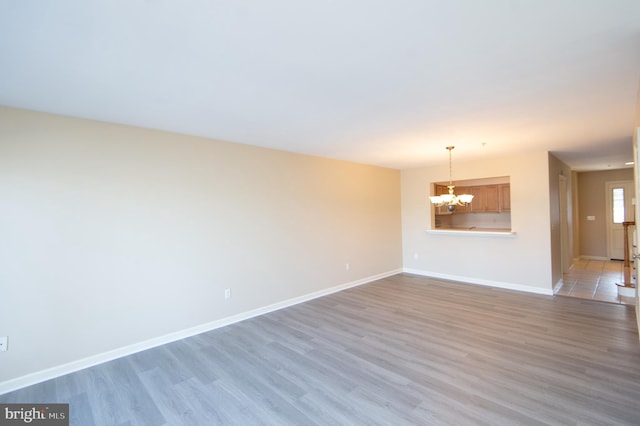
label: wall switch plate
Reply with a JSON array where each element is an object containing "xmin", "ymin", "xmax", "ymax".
[
  {"xmin": 587, "ymin": 216, "xmax": 596, "ymax": 221},
  {"xmin": 224, "ymin": 288, "xmax": 231, "ymax": 300},
  {"xmin": 0, "ymin": 336, "xmax": 7, "ymax": 352}
]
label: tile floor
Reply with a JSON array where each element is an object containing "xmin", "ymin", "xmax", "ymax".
[{"xmin": 555, "ymin": 258, "xmax": 636, "ymax": 305}]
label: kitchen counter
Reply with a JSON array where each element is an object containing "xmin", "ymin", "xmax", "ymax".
[{"xmin": 426, "ymin": 227, "xmax": 516, "ymax": 237}]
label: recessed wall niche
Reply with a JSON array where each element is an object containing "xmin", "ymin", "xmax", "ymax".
[{"xmin": 431, "ymin": 176, "xmax": 511, "ymax": 231}]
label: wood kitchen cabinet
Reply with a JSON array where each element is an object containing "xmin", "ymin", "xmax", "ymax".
[
  {"xmin": 469, "ymin": 185, "xmax": 499, "ymax": 212},
  {"xmin": 434, "ymin": 183, "xmax": 510, "ymax": 215},
  {"xmin": 468, "ymin": 187, "xmax": 482, "ymax": 212},
  {"xmin": 485, "ymin": 185, "xmax": 500, "ymax": 212},
  {"xmin": 499, "ymin": 184, "xmax": 510, "ymax": 211},
  {"xmin": 453, "ymin": 186, "xmax": 470, "ymax": 213}
]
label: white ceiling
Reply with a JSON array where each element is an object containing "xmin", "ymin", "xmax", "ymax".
[{"xmin": 1, "ymin": 1, "xmax": 639, "ymax": 170}]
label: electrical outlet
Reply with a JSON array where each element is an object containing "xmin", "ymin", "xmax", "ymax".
[
  {"xmin": 0, "ymin": 336, "xmax": 7, "ymax": 352},
  {"xmin": 224, "ymin": 288, "xmax": 231, "ymax": 300},
  {"xmin": 345, "ymin": 263, "xmax": 350, "ymax": 271}
]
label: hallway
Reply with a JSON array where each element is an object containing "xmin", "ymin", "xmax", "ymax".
[{"xmin": 555, "ymin": 258, "xmax": 636, "ymax": 305}]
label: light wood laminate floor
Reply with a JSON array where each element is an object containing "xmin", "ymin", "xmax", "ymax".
[{"xmin": 2, "ymin": 274, "xmax": 640, "ymax": 425}]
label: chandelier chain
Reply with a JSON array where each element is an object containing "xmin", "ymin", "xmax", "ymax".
[{"xmin": 447, "ymin": 146, "xmax": 454, "ymax": 185}]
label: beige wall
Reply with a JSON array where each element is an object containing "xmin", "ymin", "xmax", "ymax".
[
  {"xmin": 577, "ymin": 168, "xmax": 634, "ymax": 258},
  {"xmin": 401, "ymin": 151, "xmax": 554, "ymax": 293},
  {"xmin": 0, "ymin": 107, "xmax": 402, "ymax": 388}
]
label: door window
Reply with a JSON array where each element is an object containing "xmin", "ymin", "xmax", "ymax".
[{"xmin": 613, "ymin": 187, "xmax": 625, "ymax": 224}]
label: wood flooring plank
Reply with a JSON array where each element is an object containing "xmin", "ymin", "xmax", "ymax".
[
  {"xmin": 102, "ymin": 358, "xmax": 165, "ymax": 426},
  {"xmin": 67, "ymin": 393, "xmax": 97, "ymax": 426},
  {"xmin": 2, "ymin": 273, "xmax": 640, "ymax": 425}
]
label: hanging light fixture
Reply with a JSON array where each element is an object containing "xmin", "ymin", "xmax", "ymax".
[{"xmin": 429, "ymin": 146, "xmax": 474, "ymax": 212}]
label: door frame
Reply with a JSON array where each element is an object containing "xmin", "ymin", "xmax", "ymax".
[
  {"xmin": 634, "ymin": 125, "xmax": 640, "ymax": 334},
  {"xmin": 559, "ymin": 174, "xmax": 571, "ymax": 274}
]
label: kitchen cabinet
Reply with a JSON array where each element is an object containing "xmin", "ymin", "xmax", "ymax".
[
  {"xmin": 499, "ymin": 184, "xmax": 510, "ymax": 211},
  {"xmin": 469, "ymin": 185, "xmax": 499, "ymax": 212},
  {"xmin": 435, "ymin": 183, "xmax": 510, "ymax": 215}
]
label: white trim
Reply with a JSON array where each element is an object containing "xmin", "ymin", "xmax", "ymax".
[
  {"xmin": 618, "ymin": 285, "xmax": 636, "ymax": 298},
  {"xmin": 553, "ymin": 279, "xmax": 564, "ymax": 293},
  {"xmin": 425, "ymin": 229, "xmax": 516, "ymax": 238},
  {"xmin": 403, "ymin": 267, "xmax": 554, "ymax": 296},
  {"xmin": 559, "ymin": 175, "xmax": 571, "ymax": 275},
  {"xmin": 580, "ymin": 255, "xmax": 610, "ymax": 261},
  {"xmin": 0, "ymin": 268, "xmax": 402, "ymax": 395},
  {"xmin": 634, "ymin": 125, "xmax": 640, "ymax": 339}
]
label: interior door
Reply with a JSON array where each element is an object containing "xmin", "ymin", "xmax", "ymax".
[{"xmin": 606, "ymin": 180, "xmax": 635, "ymax": 260}]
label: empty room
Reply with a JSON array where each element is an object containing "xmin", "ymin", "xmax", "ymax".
[{"xmin": 2, "ymin": 1, "xmax": 640, "ymax": 425}]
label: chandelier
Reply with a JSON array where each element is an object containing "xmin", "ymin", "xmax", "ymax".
[{"xmin": 429, "ymin": 146, "xmax": 474, "ymax": 212}]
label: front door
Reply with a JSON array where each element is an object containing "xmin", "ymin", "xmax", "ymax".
[{"xmin": 606, "ymin": 180, "xmax": 635, "ymax": 260}]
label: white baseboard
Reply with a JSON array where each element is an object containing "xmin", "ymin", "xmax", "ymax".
[
  {"xmin": 579, "ymin": 255, "xmax": 610, "ymax": 261},
  {"xmin": 618, "ymin": 286, "xmax": 636, "ymax": 298},
  {"xmin": 403, "ymin": 268, "xmax": 554, "ymax": 296},
  {"xmin": 0, "ymin": 268, "xmax": 402, "ymax": 395},
  {"xmin": 553, "ymin": 279, "xmax": 564, "ymax": 293}
]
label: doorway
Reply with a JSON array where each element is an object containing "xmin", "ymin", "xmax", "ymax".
[{"xmin": 555, "ymin": 173, "xmax": 636, "ymax": 305}]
